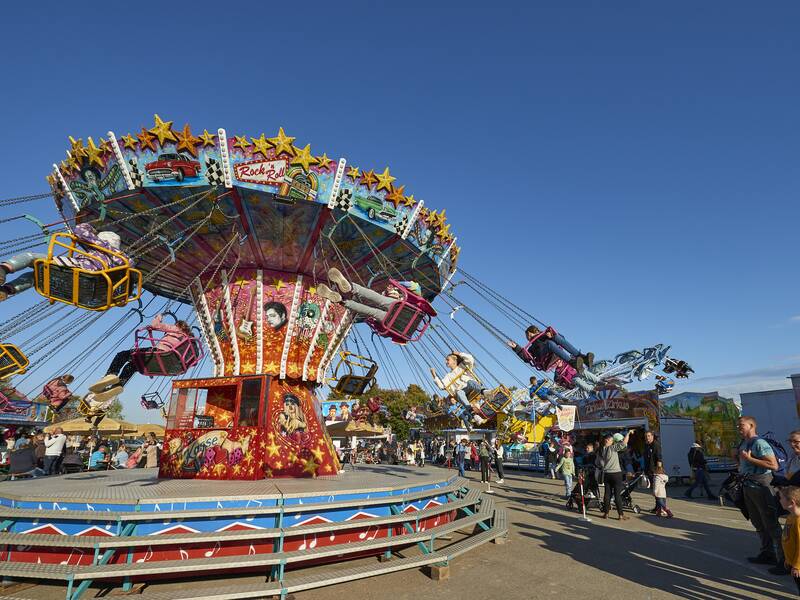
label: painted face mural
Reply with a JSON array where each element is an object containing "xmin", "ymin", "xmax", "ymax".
[{"xmin": 264, "ymin": 302, "xmax": 287, "ymax": 329}]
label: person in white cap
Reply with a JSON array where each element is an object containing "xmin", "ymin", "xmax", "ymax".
[
  {"xmin": 0, "ymin": 223, "xmax": 131, "ymax": 301},
  {"xmin": 684, "ymin": 441, "xmax": 717, "ymax": 500}
]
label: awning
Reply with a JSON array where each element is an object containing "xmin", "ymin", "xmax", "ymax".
[{"xmin": 572, "ymin": 417, "xmax": 650, "ymax": 431}]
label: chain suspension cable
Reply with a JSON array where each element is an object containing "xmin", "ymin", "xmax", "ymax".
[{"xmin": 0, "ymin": 192, "xmax": 53, "ymax": 206}]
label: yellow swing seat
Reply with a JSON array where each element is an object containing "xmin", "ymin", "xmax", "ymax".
[
  {"xmin": 0, "ymin": 344, "xmax": 28, "ymax": 380},
  {"xmin": 77, "ymin": 397, "xmax": 104, "ymax": 417},
  {"xmin": 328, "ymin": 351, "xmax": 379, "ymax": 396},
  {"xmin": 33, "ymin": 232, "xmax": 142, "ymax": 311}
]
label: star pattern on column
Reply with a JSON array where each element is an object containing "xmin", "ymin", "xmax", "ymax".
[
  {"xmin": 375, "ymin": 167, "xmax": 396, "ymax": 192},
  {"xmin": 149, "ymin": 114, "xmax": 178, "ymax": 146},
  {"xmin": 268, "ymin": 127, "xmax": 296, "ymax": 157}
]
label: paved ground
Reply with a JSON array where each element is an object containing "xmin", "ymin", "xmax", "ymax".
[{"xmin": 4, "ymin": 467, "xmax": 798, "ymax": 599}]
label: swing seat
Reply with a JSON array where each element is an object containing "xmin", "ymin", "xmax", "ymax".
[
  {"xmin": 366, "ymin": 280, "xmax": 437, "ymax": 343},
  {"xmin": 0, "ymin": 344, "xmax": 28, "ymax": 380},
  {"xmin": 0, "ymin": 392, "xmax": 28, "ymax": 415},
  {"xmin": 329, "ymin": 352, "xmax": 378, "ymax": 396},
  {"xmin": 33, "ymin": 233, "xmax": 142, "ymax": 311},
  {"xmin": 131, "ymin": 328, "xmax": 203, "ymax": 377},
  {"xmin": 140, "ymin": 392, "xmax": 165, "ymax": 411},
  {"xmin": 484, "ymin": 385, "xmax": 513, "ymax": 413},
  {"xmin": 77, "ymin": 397, "xmax": 101, "ymax": 417},
  {"xmin": 42, "ymin": 379, "xmax": 71, "ymax": 404}
]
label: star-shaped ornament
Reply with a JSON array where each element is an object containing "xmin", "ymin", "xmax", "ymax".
[
  {"xmin": 359, "ymin": 169, "xmax": 378, "ymax": 189},
  {"xmin": 375, "ymin": 167, "xmax": 396, "ymax": 192},
  {"xmin": 268, "ymin": 127, "xmax": 296, "ymax": 157},
  {"xmin": 121, "ymin": 134, "xmax": 138, "ymax": 151},
  {"xmin": 137, "ymin": 128, "xmax": 157, "ymax": 152},
  {"xmin": 346, "ymin": 166, "xmax": 360, "ymax": 181},
  {"xmin": 175, "ymin": 124, "xmax": 202, "ymax": 157},
  {"xmin": 402, "ymin": 193, "xmax": 417, "ymax": 207},
  {"xmin": 385, "ymin": 184, "xmax": 405, "ymax": 209},
  {"xmin": 316, "ymin": 153, "xmax": 333, "ymax": 171},
  {"xmin": 250, "ymin": 133, "xmax": 273, "ymax": 158},
  {"xmin": 291, "ymin": 144, "xmax": 318, "ymax": 172},
  {"xmin": 272, "ymin": 278, "xmax": 286, "ymax": 291},
  {"xmin": 233, "ymin": 136, "xmax": 251, "ymax": 151},
  {"xmin": 199, "ymin": 129, "xmax": 216, "ymax": 147},
  {"xmin": 84, "ymin": 137, "xmax": 105, "ymax": 168},
  {"xmin": 149, "ymin": 114, "xmax": 178, "ymax": 146}
]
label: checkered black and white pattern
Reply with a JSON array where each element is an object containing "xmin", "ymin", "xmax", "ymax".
[
  {"xmin": 205, "ymin": 158, "xmax": 225, "ymax": 186},
  {"xmin": 128, "ymin": 158, "xmax": 143, "ymax": 188},
  {"xmin": 331, "ymin": 188, "xmax": 353, "ymax": 211},
  {"xmin": 393, "ymin": 214, "xmax": 409, "ymax": 235}
]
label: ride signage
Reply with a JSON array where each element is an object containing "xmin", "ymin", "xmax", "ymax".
[{"xmin": 233, "ymin": 159, "xmax": 288, "ymax": 185}]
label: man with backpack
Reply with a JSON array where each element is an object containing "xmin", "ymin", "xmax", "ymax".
[
  {"xmin": 685, "ymin": 442, "xmax": 717, "ymax": 500},
  {"xmin": 737, "ymin": 416, "xmax": 787, "ymax": 575}
]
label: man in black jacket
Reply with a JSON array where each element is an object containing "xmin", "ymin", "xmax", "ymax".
[
  {"xmin": 643, "ymin": 431, "xmax": 662, "ymax": 512},
  {"xmin": 684, "ymin": 442, "xmax": 718, "ymax": 500}
]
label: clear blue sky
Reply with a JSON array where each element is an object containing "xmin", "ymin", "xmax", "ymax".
[{"xmin": 1, "ymin": 2, "xmax": 799, "ymax": 421}]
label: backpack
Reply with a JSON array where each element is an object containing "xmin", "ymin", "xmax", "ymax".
[{"xmin": 759, "ymin": 432, "xmax": 788, "ymax": 477}]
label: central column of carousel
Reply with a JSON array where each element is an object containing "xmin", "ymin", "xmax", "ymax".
[{"xmin": 159, "ymin": 267, "xmax": 351, "ymax": 481}]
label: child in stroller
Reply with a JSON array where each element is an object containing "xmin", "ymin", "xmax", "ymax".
[{"xmin": 566, "ymin": 470, "xmax": 645, "ymax": 514}]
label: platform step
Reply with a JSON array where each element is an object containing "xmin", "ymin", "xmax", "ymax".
[
  {"xmin": 0, "ymin": 501, "xmax": 493, "ymax": 581},
  {"xmin": 0, "ymin": 487, "xmax": 480, "ymax": 550},
  {"xmin": 0, "ymin": 480, "xmax": 466, "ymax": 525}
]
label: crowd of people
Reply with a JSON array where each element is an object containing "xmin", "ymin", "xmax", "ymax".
[{"xmin": 1, "ymin": 427, "xmax": 162, "ymax": 479}]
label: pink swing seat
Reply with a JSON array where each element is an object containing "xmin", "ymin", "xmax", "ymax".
[
  {"xmin": 366, "ymin": 279, "xmax": 437, "ymax": 344},
  {"xmin": 131, "ymin": 327, "xmax": 203, "ymax": 377},
  {"xmin": 521, "ymin": 327, "xmax": 578, "ymax": 389}
]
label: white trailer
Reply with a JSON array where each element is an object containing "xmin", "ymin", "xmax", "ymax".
[{"xmin": 659, "ymin": 417, "xmax": 696, "ymax": 481}]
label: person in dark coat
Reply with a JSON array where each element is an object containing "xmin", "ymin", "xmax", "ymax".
[
  {"xmin": 643, "ymin": 431, "xmax": 663, "ymax": 512},
  {"xmin": 685, "ymin": 442, "xmax": 718, "ymax": 500}
]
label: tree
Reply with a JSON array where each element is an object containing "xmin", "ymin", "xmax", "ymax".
[{"xmin": 105, "ymin": 398, "xmax": 125, "ymax": 421}]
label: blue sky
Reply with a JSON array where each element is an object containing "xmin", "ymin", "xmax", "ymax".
[{"xmin": 1, "ymin": 2, "xmax": 799, "ymax": 421}]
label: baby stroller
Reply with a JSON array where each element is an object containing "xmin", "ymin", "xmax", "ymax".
[
  {"xmin": 618, "ymin": 472, "xmax": 645, "ymax": 514},
  {"xmin": 566, "ymin": 470, "xmax": 602, "ymax": 512}
]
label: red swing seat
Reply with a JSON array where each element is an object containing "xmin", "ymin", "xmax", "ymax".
[
  {"xmin": 366, "ymin": 279, "xmax": 437, "ymax": 343},
  {"xmin": 0, "ymin": 392, "xmax": 28, "ymax": 415},
  {"xmin": 131, "ymin": 327, "xmax": 203, "ymax": 377}
]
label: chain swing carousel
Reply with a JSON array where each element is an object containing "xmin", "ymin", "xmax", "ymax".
[{"xmin": 0, "ymin": 117, "xmax": 506, "ymax": 598}]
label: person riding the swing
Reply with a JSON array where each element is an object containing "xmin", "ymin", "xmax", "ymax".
[
  {"xmin": 42, "ymin": 374, "xmax": 75, "ymax": 413},
  {"xmin": 89, "ymin": 314, "xmax": 193, "ymax": 396},
  {"xmin": 317, "ymin": 267, "xmax": 421, "ymax": 322},
  {"xmin": 0, "ymin": 224, "xmax": 131, "ymax": 302},
  {"xmin": 507, "ymin": 325, "xmax": 600, "ymax": 392},
  {"xmin": 429, "ymin": 351, "xmax": 486, "ymax": 419}
]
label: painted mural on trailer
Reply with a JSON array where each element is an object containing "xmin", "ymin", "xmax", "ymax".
[{"xmin": 660, "ymin": 391, "xmax": 740, "ymax": 458}]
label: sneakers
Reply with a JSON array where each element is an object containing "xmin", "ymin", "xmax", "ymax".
[
  {"xmin": 89, "ymin": 374, "xmax": 120, "ymax": 393},
  {"xmin": 748, "ymin": 553, "xmax": 777, "ymax": 565},
  {"xmin": 327, "ymin": 268, "xmax": 352, "ymax": 294},
  {"xmin": 497, "ymin": 478, "xmax": 504, "ymax": 484},
  {"xmin": 91, "ymin": 385, "xmax": 124, "ymax": 404},
  {"xmin": 316, "ymin": 284, "xmax": 342, "ymax": 303}
]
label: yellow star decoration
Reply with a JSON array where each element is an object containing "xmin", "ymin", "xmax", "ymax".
[
  {"xmin": 436, "ymin": 222, "xmax": 452, "ymax": 241},
  {"xmin": 250, "ymin": 133, "xmax": 273, "ymax": 159},
  {"xmin": 402, "ymin": 193, "xmax": 416, "ymax": 208},
  {"xmin": 360, "ymin": 169, "xmax": 378, "ymax": 189},
  {"xmin": 310, "ymin": 445, "xmax": 324, "ymax": 463},
  {"xmin": 212, "ymin": 462, "xmax": 227, "ymax": 476},
  {"xmin": 240, "ymin": 360, "xmax": 256, "ymax": 373},
  {"xmin": 316, "ymin": 153, "xmax": 333, "ymax": 171},
  {"xmin": 385, "ymin": 184, "xmax": 405, "ymax": 209},
  {"xmin": 375, "ymin": 167, "xmax": 396, "ymax": 192},
  {"xmin": 121, "ymin": 134, "xmax": 138, "ymax": 151},
  {"xmin": 291, "ymin": 144, "xmax": 318, "ymax": 172},
  {"xmin": 273, "ymin": 459, "xmax": 284, "ymax": 469},
  {"xmin": 132, "ymin": 199, "xmax": 149, "ymax": 213},
  {"xmin": 199, "ymin": 129, "xmax": 216, "ymax": 147},
  {"xmin": 84, "ymin": 137, "xmax": 105, "ymax": 168},
  {"xmin": 424, "ymin": 208, "xmax": 439, "ymax": 227},
  {"xmin": 287, "ymin": 451, "xmax": 298, "ymax": 465},
  {"xmin": 233, "ymin": 136, "xmax": 251, "ymax": 151},
  {"xmin": 137, "ymin": 128, "xmax": 157, "ymax": 152},
  {"xmin": 264, "ymin": 467, "xmax": 274, "ymax": 478},
  {"xmin": 272, "ymin": 278, "xmax": 286, "ymax": 291},
  {"xmin": 59, "ymin": 159, "xmax": 70, "ymax": 174},
  {"xmin": 268, "ymin": 127, "xmax": 296, "ymax": 157},
  {"xmin": 65, "ymin": 150, "xmax": 81, "ymax": 173},
  {"xmin": 149, "ymin": 114, "xmax": 178, "ymax": 146},
  {"xmin": 265, "ymin": 434, "xmax": 281, "ymax": 457},
  {"xmin": 302, "ymin": 458, "xmax": 320, "ymax": 478},
  {"xmin": 433, "ymin": 209, "xmax": 448, "ymax": 230},
  {"xmin": 346, "ymin": 166, "xmax": 360, "ymax": 181},
  {"xmin": 175, "ymin": 124, "xmax": 202, "ymax": 158},
  {"xmin": 68, "ymin": 136, "xmax": 87, "ymax": 161},
  {"xmin": 263, "ymin": 361, "xmax": 280, "ymax": 373}
]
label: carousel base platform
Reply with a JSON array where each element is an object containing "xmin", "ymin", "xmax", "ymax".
[{"xmin": 0, "ymin": 466, "xmax": 506, "ymax": 600}]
